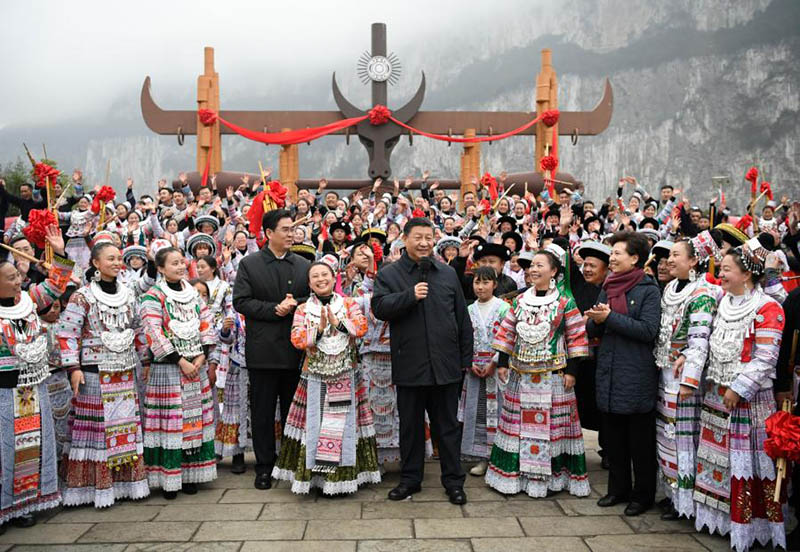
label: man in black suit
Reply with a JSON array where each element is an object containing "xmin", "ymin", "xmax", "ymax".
[
  {"xmin": 233, "ymin": 209, "xmax": 310, "ymax": 489},
  {"xmin": 371, "ymin": 217, "xmax": 473, "ymax": 505}
]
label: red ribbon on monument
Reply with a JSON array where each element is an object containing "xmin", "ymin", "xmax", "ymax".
[{"xmin": 197, "ymin": 106, "xmax": 560, "ymax": 187}]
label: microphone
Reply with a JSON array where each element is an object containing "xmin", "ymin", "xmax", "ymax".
[{"xmin": 418, "ymin": 256, "xmax": 432, "ymax": 283}]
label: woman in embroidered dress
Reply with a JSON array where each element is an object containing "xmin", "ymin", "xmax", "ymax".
[
  {"xmin": 693, "ymin": 245, "xmax": 786, "ymax": 551},
  {"xmin": 59, "ymin": 195, "xmax": 98, "ymax": 276},
  {"xmin": 140, "ymin": 247, "xmax": 217, "ymax": 499},
  {"xmin": 0, "ymin": 226, "xmax": 73, "ymax": 531},
  {"xmin": 215, "ymin": 312, "xmax": 251, "ymax": 473},
  {"xmin": 196, "ymin": 255, "xmax": 233, "ymax": 395},
  {"xmin": 486, "ymin": 250, "xmax": 590, "ymax": 498},
  {"xmin": 458, "ymin": 267, "xmax": 510, "ymax": 477},
  {"xmin": 40, "ymin": 291, "xmax": 73, "ymax": 461},
  {"xmin": 273, "ymin": 258, "xmax": 381, "ymax": 495},
  {"xmin": 653, "ymin": 235, "xmax": 722, "ymax": 521},
  {"xmin": 57, "ymin": 243, "xmax": 150, "ymax": 508}
]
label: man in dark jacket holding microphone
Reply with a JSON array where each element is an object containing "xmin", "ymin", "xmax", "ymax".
[{"xmin": 372, "ymin": 217, "xmax": 473, "ymax": 505}]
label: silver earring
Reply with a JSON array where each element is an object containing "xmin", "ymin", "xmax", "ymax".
[
  {"xmin": 689, "ymin": 268, "xmax": 697, "ymax": 281},
  {"xmin": 549, "ymin": 277, "xmax": 556, "ymax": 290},
  {"xmin": 92, "ymin": 269, "xmax": 101, "ymax": 283}
]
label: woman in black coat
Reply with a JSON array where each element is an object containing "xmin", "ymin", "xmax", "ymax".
[{"xmin": 586, "ymin": 231, "xmax": 661, "ymax": 517}]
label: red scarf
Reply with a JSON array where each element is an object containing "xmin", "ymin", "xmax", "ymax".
[{"xmin": 602, "ymin": 268, "xmax": 645, "ymax": 315}]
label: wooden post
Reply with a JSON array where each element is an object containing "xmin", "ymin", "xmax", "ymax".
[
  {"xmin": 535, "ymin": 49, "xmax": 558, "ymax": 174},
  {"xmin": 197, "ymin": 47, "xmax": 222, "ymax": 177},
  {"xmin": 279, "ymin": 128, "xmax": 299, "ymax": 201},
  {"xmin": 460, "ymin": 128, "xmax": 480, "ymax": 200}
]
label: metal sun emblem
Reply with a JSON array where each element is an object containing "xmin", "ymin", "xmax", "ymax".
[{"xmin": 358, "ymin": 51, "xmax": 401, "ymax": 85}]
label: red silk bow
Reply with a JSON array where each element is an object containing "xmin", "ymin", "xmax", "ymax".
[
  {"xmin": 745, "ymin": 167, "xmax": 759, "ymax": 196},
  {"xmin": 764, "ymin": 410, "xmax": 800, "ymax": 462},
  {"xmin": 23, "ymin": 209, "xmax": 58, "ymax": 249},
  {"xmin": 91, "ymin": 186, "xmax": 116, "ymax": 214},
  {"xmin": 760, "ymin": 181, "xmax": 774, "ymax": 201},
  {"xmin": 368, "ymin": 105, "xmax": 392, "ymax": 125},
  {"xmin": 736, "ymin": 214, "xmax": 753, "ymax": 231},
  {"xmin": 480, "ymin": 173, "xmax": 499, "ymax": 202},
  {"xmin": 33, "ymin": 162, "xmax": 60, "ymax": 190}
]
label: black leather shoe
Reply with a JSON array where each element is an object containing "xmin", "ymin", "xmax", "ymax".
[
  {"xmin": 624, "ymin": 501, "xmax": 651, "ymax": 516},
  {"xmin": 660, "ymin": 506, "xmax": 680, "ymax": 521},
  {"xmin": 254, "ymin": 473, "xmax": 272, "ymax": 490},
  {"xmin": 10, "ymin": 514, "xmax": 36, "ymax": 528},
  {"xmin": 597, "ymin": 494, "xmax": 628, "ymax": 507},
  {"xmin": 446, "ymin": 487, "xmax": 467, "ymax": 505},
  {"xmin": 231, "ymin": 453, "xmax": 246, "ymax": 474},
  {"xmin": 657, "ymin": 497, "xmax": 672, "ymax": 511},
  {"xmin": 182, "ymin": 483, "xmax": 198, "ymax": 495},
  {"xmin": 162, "ymin": 489, "xmax": 178, "ymax": 500},
  {"xmin": 387, "ymin": 484, "xmax": 421, "ymax": 501},
  {"xmin": 601, "ymin": 456, "xmax": 610, "ymax": 470}
]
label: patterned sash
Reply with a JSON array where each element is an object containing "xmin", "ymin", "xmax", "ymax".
[
  {"xmin": 314, "ymin": 375, "xmax": 353, "ymax": 472},
  {"xmin": 181, "ymin": 375, "xmax": 204, "ymax": 453},
  {"xmin": 13, "ymin": 385, "xmax": 42, "ymax": 504},
  {"xmin": 518, "ymin": 372, "xmax": 553, "ymax": 477},
  {"xmin": 100, "ymin": 369, "xmax": 141, "ymax": 468}
]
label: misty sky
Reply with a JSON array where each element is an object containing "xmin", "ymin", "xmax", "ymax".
[{"xmin": 0, "ymin": 0, "xmax": 535, "ymax": 128}]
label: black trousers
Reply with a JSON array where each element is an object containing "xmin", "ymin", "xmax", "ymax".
[
  {"xmin": 602, "ymin": 410, "xmax": 656, "ymax": 505},
  {"xmin": 248, "ymin": 368, "xmax": 300, "ymax": 476},
  {"xmin": 396, "ymin": 382, "xmax": 465, "ymax": 490}
]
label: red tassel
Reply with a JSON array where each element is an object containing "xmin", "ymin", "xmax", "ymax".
[
  {"xmin": 760, "ymin": 181, "xmax": 774, "ymax": 201},
  {"xmin": 745, "ymin": 167, "xmax": 758, "ymax": 196}
]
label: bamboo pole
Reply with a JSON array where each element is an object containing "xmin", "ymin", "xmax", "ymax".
[
  {"xmin": 0, "ymin": 243, "xmax": 50, "ymax": 270},
  {"xmin": 45, "ymin": 177, "xmax": 53, "ymax": 265}
]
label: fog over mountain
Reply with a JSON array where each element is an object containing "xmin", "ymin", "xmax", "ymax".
[{"xmin": 1, "ymin": 0, "xmax": 798, "ymax": 210}]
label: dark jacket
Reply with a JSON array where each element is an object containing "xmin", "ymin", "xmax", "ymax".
[
  {"xmin": 232, "ymin": 247, "xmax": 310, "ymax": 371},
  {"xmin": 371, "ymin": 252, "xmax": 473, "ymax": 387},
  {"xmin": 587, "ymin": 274, "xmax": 661, "ymax": 414},
  {"xmin": 776, "ymin": 286, "xmax": 800, "ymax": 394}
]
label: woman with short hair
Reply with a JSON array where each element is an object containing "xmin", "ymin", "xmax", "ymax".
[{"xmin": 586, "ymin": 230, "xmax": 661, "ymax": 517}]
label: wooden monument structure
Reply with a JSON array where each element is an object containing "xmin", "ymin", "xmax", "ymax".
[{"xmin": 141, "ymin": 23, "xmax": 613, "ymax": 199}]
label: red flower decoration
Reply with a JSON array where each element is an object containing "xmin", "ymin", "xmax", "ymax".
[
  {"xmin": 370, "ymin": 241, "xmax": 383, "ymax": 264},
  {"xmin": 540, "ymin": 155, "xmax": 559, "ymax": 173},
  {"xmin": 33, "ymin": 162, "xmax": 60, "ymax": 189},
  {"xmin": 764, "ymin": 410, "xmax": 800, "ymax": 462},
  {"xmin": 368, "ymin": 105, "xmax": 392, "ymax": 126},
  {"xmin": 96, "ymin": 185, "xmax": 116, "ymax": 203},
  {"xmin": 478, "ymin": 199, "xmax": 492, "ymax": 215},
  {"xmin": 198, "ymin": 109, "xmax": 218, "ymax": 126},
  {"xmin": 542, "ymin": 109, "xmax": 560, "ymax": 128},
  {"xmin": 265, "ymin": 180, "xmax": 287, "ymax": 209},
  {"xmin": 746, "ymin": 167, "xmax": 759, "ymax": 195},
  {"xmin": 530, "ymin": 444, "xmax": 540, "ymax": 454},
  {"xmin": 736, "ymin": 214, "xmax": 753, "ymax": 231},
  {"xmin": 412, "ymin": 208, "xmax": 426, "ymax": 218},
  {"xmin": 712, "ymin": 469, "xmax": 723, "ymax": 482},
  {"xmin": 22, "ymin": 209, "xmax": 58, "ymax": 249},
  {"xmin": 760, "ymin": 181, "xmax": 774, "ymax": 201}
]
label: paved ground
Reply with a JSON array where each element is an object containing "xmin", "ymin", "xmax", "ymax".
[{"xmin": 0, "ymin": 432, "xmax": 769, "ymax": 551}]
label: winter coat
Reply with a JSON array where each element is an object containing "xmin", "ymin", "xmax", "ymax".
[
  {"xmin": 371, "ymin": 252, "xmax": 473, "ymax": 386},
  {"xmin": 232, "ymin": 247, "xmax": 310, "ymax": 371},
  {"xmin": 586, "ymin": 274, "xmax": 661, "ymax": 414}
]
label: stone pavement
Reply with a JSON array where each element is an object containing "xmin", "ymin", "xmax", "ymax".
[{"xmin": 0, "ymin": 432, "xmax": 759, "ymax": 551}]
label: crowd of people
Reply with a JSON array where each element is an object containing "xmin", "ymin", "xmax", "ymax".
[{"xmin": 0, "ymin": 166, "xmax": 797, "ymax": 552}]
